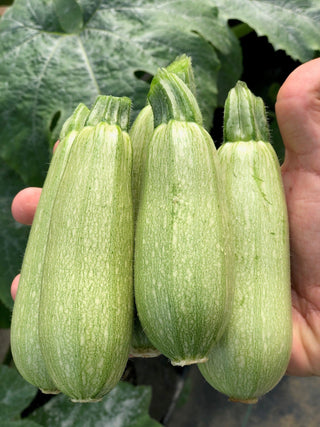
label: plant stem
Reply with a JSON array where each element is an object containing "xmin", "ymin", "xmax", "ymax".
[{"xmin": 231, "ymin": 22, "xmax": 254, "ymax": 39}]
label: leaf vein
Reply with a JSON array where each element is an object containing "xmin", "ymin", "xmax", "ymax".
[
  {"xmin": 77, "ymin": 36, "xmax": 101, "ymax": 95},
  {"xmin": 29, "ymin": 37, "xmax": 65, "ymax": 155}
]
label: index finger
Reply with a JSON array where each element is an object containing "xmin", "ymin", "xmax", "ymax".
[{"xmin": 11, "ymin": 187, "xmax": 42, "ymax": 225}]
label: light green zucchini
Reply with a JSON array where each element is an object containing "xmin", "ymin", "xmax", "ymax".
[
  {"xmin": 134, "ymin": 69, "xmax": 231, "ymax": 366},
  {"xmin": 199, "ymin": 81, "xmax": 292, "ymax": 403},
  {"xmin": 129, "ymin": 54, "xmax": 197, "ymax": 358},
  {"xmin": 130, "ymin": 54, "xmax": 197, "ymax": 224},
  {"xmin": 130, "ymin": 104, "xmax": 154, "ymax": 225},
  {"xmin": 10, "ymin": 103, "xmax": 90, "ymax": 393},
  {"xmin": 130, "ymin": 315, "xmax": 160, "ymax": 358},
  {"xmin": 129, "ymin": 105, "xmax": 157, "ymax": 358},
  {"xmin": 39, "ymin": 96, "xmax": 134, "ymax": 402}
]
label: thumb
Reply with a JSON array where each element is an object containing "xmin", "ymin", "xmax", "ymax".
[{"xmin": 276, "ymin": 58, "xmax": 320, "ymax": 173}]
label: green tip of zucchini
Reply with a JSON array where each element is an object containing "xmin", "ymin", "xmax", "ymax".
[
  {"xmin": 59, "ymin": 103, "xmax": 90, "ymax": 140},
  {"xmin": 147, "ymin": 68, "xmax": 202, "ymax": 127},
  {"xmin": 166, "ymin": 54, "xmax": 196, "ymax": 96},
  {"xmin": 86, "ymin": 95, "xmax": 111, "ymax": 126},
  {"xmin": 223, "ymin": 81, "xmax": 270, "ymax": 144},
  {"xmin": 86, "ymin": 95, "xmax": 131, "ymax": 131},
  {"xmin": 105, "ymin": 96, "xmax": 132, "ymax": 132}
]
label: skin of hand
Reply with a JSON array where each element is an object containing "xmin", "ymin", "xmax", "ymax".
[
  {"xmin": 10, "ymin": 59, "xmax": 320, "ymax": 377},
  {"xmin": 11, "ymin": 187, "xmax": 42, "ymax": 299},
  {"xmin": 276, "ymin": 57, "xmax": 320, "ymax": 377},
  {"xmin": 10, "ymin": 140, "xmax": 59, "ymax": 300}
]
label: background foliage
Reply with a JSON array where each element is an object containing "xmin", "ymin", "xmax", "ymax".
[{"xmin": 0, "ymin": 0, "xmax": 319, "ymax": 425}]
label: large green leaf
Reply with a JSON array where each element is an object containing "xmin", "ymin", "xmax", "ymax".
[
  {"xmin": 215, "ymin": 0, "xmax": 320, "ymax": 62},
  {"xmin": 0, "ymin": 0, "xmax": 241, "ymax": 186},
  {"xmin": 0, "ymin": 160, "xmax": 29, "ymax": 310},
  {"xmin": 0, "ymin": 422, "xmax": 42, "ymax": 427},
  {"xmin": 0, "ymin": 365, "xmax": 160, "ymax": 426},
  {"xmin": 29, "ymin": 382, "xmax": 161, "ymax": 427},
  {"xmin": 0, "ymin": 365, "xmax": 37, "ymax": 422}
]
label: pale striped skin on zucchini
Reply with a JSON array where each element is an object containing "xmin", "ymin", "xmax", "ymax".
[
  {"xmin": 10, "ymin": 103, "xmax": 90, "ymax": 394},
  {"xmin": 130, "ymin": 104, "xmax": 154, "ymax": 225},
  {"xmin": 134, "ymin": 69, "xmax": 231, "ymax": 366},
  {"xmin": 39, "ymin": 97, "xmax": 134, "ymax": 402},
  {"xmin": 199, "ymin": 81, "xmax": 292, "ymax": 403},
  {"xmin": 130, "ymin": 54, "xmax": 197, "ymax": 224},
  {"xmin": 129, "ymin": 105, "xmax": 159, "ymax": 358},
  {"xmin": 129, "ymin": 55, "xmax": 197, "ymax": 358}
]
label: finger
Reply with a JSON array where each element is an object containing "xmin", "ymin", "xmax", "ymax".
[
  {"xmin": 11, "ymin": 274, "xmax": 20, "ymax": 300},
  {"xmin": 276, "ymin": 58, "xmax": 320, "ymax": 173},
  {"xmin": 53, "ymin": 139, "xmax": 60, "ymax": 153},
  {"xmin": 11, "ymin": 141, "xmax": 59, "ymax": 300},
  {"xmin": 11, "ymin": 187, "xmax": 42, "ymax": 225},
  {"xmin": 276, "ymin": 59, "xmax": 320, "ymax": 376}
]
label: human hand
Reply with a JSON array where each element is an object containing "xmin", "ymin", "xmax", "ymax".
[
  {"xmin": 10, "ymin": 141, "xmax": 60, "ymax": 299},
  {"xmin": 10, "ymin": 187, "xmax": 42, "ymax": 299},
  {"xmin": 276, "ymin": 57, "xmax": 320, "ymax": 377}
]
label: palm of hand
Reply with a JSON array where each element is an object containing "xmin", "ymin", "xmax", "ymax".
[{"xmin": 277, "ymin": 58, "xmax": 320, "ymax": 376}]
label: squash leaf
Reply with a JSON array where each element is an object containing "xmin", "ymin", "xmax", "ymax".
[
  {"xmin": 0, "ymin": 365, "xmax": 37, "ymax": 423},
  {"xmin": 0, "ymin": 422, "xmax": 42, "ymax": 427},
  {"xmin": 0, "ymin": 0, "xmax": 241, "ymax": 186},
  {"xmin": 53, "ymin": 0, "xmax": 84, "ymax": 34},
  {"xmin": 0, "ymin": 365, "xmax": 159, "ymax": 427},
  {"xmin": 29, "ymin": 382, "xmax": 161, "ymax": 427},
  {"xmin": 216, "ymin": 0, "xmax": 320, "ymax": 62}
]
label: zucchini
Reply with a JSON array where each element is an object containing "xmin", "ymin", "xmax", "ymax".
[
  {"xmin": 131, "ymin": 315, "xmax": 160, "ymax": 358},
  {"xmin": 38, "ymin": 96, "xmax": 134, "ymax": 402},
  {"xmin": 134, "ymin": 69, "xmax": 231, "ymax": 366},
  {"xmin": 199, "ymin": 81, "xmax": 292, "ymax": 403},
  {"xmin": 129, "ymin": 55, "xmax": 197, "ymax": 358},
  {"xmin": 130, "ymin": 104, "xmax": 154, "ymax": 225},
  {"xmin": 130, "ymin": 54, "xmax": 197, "ymax": 224},
  {"xmin": 129, "ymin": 104, "xmax": 158, "ymax": 358},
  {"xmin": 10, "ymin": 103, "xmax": 90, "ymax": 393}
]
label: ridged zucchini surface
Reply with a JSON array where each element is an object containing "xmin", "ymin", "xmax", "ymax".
[
  {"xmin": 129, "ymin": 55, "xmax": 196, "ymax": 358},
  {"xmin": 38, "ymin": 98, "xmax": 134, "ymax": 402},
  {"xmin": 199, "ymin": 82, "xmax": 292, "ymax": 403},
  {"xmin": 10, "ymin": 104, "xmax": 90, "ymax": 393},
  {"xmin": 134, "ymin": 70, "xmax": 231, "ymax": 366}
]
